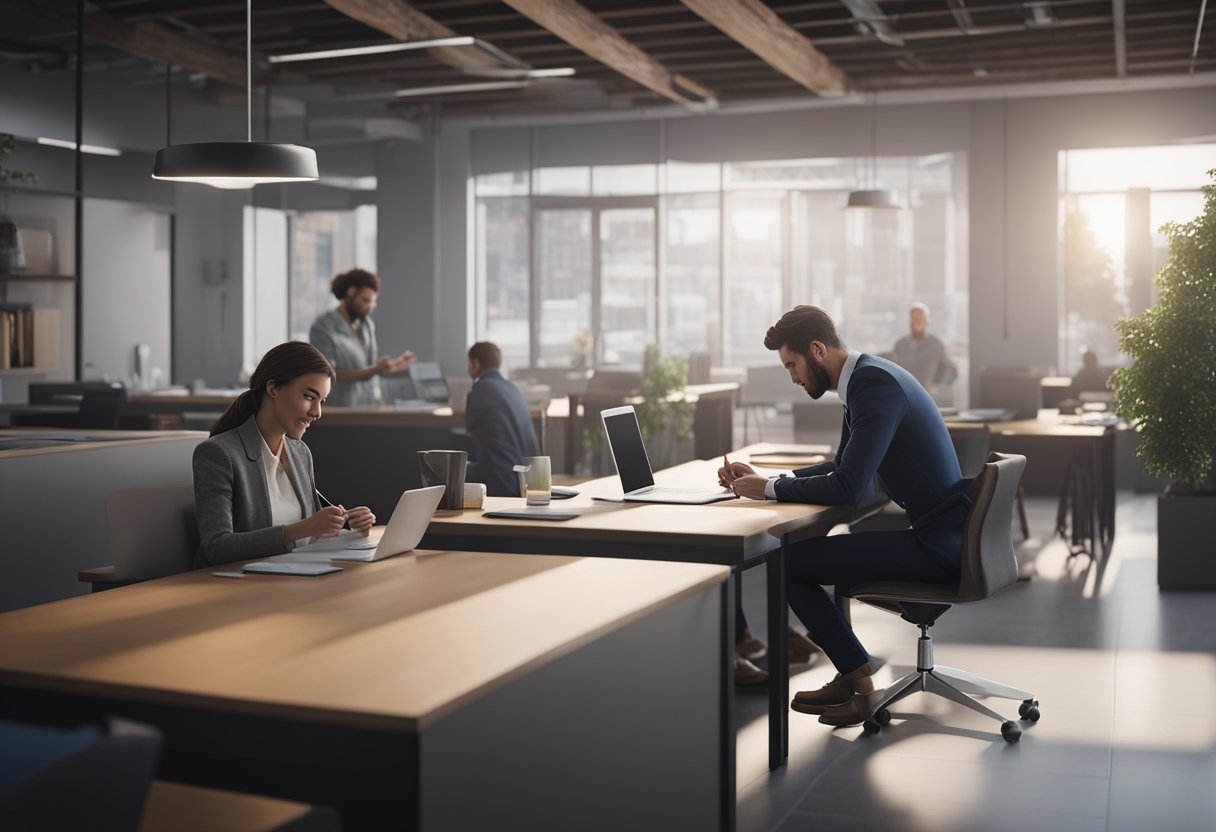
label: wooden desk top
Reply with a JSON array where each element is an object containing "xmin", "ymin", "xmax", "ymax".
[
  {"xmin": 0, "ymin": 551, "xmax": 726, "ymax": 732},
  {"xmin": 988, "ymin": 418, "xmax": 1111, "ymax": 438},
  {"xmin": 428, "ymin": 450, "xmax": 851, "ymax": 552},
  {"xmin": 0, "ymin": 428, "xmax": 206, "ymax": 460}
]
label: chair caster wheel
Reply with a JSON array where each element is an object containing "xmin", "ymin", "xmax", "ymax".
[
  {"xmin": 875, "ymin": 707, "xmax": 891, "ymax": 726},
  {"xmin": 1001, "ymin": 721, "xmax": 1021, "ymax": 743},
  {"xmin": 862, "ymin": 717, "xmax": 882, "ymax": 735},
  {"xmin": 1018, "ymin": 700, "xmax": 1041, "ymax": 721}
]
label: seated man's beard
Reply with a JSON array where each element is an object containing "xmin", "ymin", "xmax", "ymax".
[{"xmin": 804, "ymin": 356, "xmax": 831, "ymax": 399}]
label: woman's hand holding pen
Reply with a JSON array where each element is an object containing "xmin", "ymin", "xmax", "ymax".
[
  {"xmin": 345, "ymin": 506, "xmax": 376, "ymax": 535},
  {"xmin": 718, "ymin": 454, "xmax": 768, "ymax": 500},
  {"xmin": 285, "ymin": 506, "xmax": 347, "ymax": 545}
]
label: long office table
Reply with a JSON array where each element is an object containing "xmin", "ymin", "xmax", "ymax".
[
  {"xmin": 421, "ymin": 447, "xmax": 879, "ymax": 789},
  {"xmin": 0, "ymin": 550, "xmax": 729, "ymax": 832}
]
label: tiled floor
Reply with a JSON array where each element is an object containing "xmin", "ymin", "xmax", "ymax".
[{"xmin": 730, "ymin": 485, "xmax": 1216, "ymax": 832}]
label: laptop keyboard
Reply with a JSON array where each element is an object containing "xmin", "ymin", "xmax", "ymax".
[{"xmin": 638, "ymin": 486, "xmax": 719, "ymax": 495}]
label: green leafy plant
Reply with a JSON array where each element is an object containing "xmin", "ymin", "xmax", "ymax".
[
  {"xmin": 0, "ymin": 133, "xmax": 38, "ymax": 253},
  {"xmin": 1110, "ymin": 169, "xmax": 1216, "ymax": 492},
  {"xmin": 581, "ymin": 345, "xmax": 695, "ymax": 469}
]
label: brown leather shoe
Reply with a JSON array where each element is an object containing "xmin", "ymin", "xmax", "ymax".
[
  {"xmin": 787, "ymin": 626, "xmax": 821, "ymax": 665},
  {"xmin": 791, "ymin": 673, "xmax": 854, "ymax": 714},
  {"xmin": 818, "ymin": 691, "xmax": 880, "ymax": 727},
  {"xmin": 736, "ymin": 628, "xmax": 768, "ymax": 663},
  {"xmin": 734, "ymin": 655, "xmax": 769, "ymax": 687}
]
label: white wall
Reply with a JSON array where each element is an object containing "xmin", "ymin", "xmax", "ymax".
[{"xmin": 81, "ymin": 198, "xmax": 171, "ymax": 385}]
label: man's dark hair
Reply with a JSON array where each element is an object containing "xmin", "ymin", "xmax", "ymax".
[
  {"xmin": 468, "ymin": 341, "xmax": 502, "ymax": 369},
  {"xmin": 330, "ymin": 268, "xmax": 381, "ymax": 300},
  {"xmin": 763, "ymin": 305, "xmax": 844, "ymax": 354}
]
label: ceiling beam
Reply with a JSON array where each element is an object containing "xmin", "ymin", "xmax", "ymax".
[
  {"xmin": 499, "ymin": 0, "xmax": 717, "ymax": 110},
  {"xmin": 321, "ymin": 0, "xmax": 515, "ymax": 71},
  {"xmin": 1, "ymin": 0, "xmax": 249, "ymax": 86},
  {"xmin": 679, "ymin": 0, "xmax": 848, "ymax": 98}
]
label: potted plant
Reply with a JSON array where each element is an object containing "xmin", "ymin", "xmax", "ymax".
[
  {"xmin": 582, "ymin": 345, "xmax": 696, "ymax": 472},
  {"xmin": 1110, "ymin": 169, "xmax": 1216, "ymax": 590},
  {"xmin": 636, "ymin": 344, "xmax": 695, "ymax": 470},
  {"xmin": 0, "ymin": 133, "xmax": 38, "ymax": 274}
]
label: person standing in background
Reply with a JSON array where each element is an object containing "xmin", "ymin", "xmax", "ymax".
[
  {"xmin": 888, "ymin": 302, "xmax": 957, "ymax": 397},
  {"xmin": 309, "ymin": 268, "xmax": 415, "ymax": 407}
]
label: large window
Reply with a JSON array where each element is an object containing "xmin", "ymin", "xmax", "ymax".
[
  {"xmin": 1058, "ymin": 144, "xmax": 1216, "ymax": 374},
  {"xmin": 288, "ymin": 206, "xmax": 377, "ymax": 342},
  {"xmin": 473, "ymin": 154, "xmax": 965, "ymax": 389}
]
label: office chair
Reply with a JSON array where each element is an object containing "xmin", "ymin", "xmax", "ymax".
[
  {"xmin": 845, "ymin": 453, "xmax": 1039, "ymax": 743},
  {"xmin": 78, "ymin": 385, "xmax": 127, "ymax": 429},
  {"xmin": 79, "ymin": 485, "xmax": 196, "ymax": 590},
  {"xmin": 0, "ymin": 716, "xmax": 162, "ymax": 832},
  {"xmin": 950, "ymin": 423, "xmax": 1030, "ymax": 540}
]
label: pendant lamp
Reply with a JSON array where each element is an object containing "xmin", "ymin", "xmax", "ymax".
[
  {"xmin": 152, "ymin": 0, "xmax": 317, "ymax": 188},
  {"xmin": 846, "ymin": 93, "xmax": 900, "ymax": 210}
]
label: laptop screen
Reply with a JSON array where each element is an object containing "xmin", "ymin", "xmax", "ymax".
[{"xmin": 602, "ymin": 407, "xmax": 655, "ymax": 493}]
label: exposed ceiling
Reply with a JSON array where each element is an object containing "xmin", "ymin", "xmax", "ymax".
[{"xmin": 2, "ymin": 0, "xmax": 1213, "ymax": 121}]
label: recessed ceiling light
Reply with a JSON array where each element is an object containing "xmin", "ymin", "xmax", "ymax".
[{"xmin": 37, "ymin": 137, "xmax": 122, "ymax": 156}]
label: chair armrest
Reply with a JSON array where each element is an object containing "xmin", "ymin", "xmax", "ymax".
[{"xmin": 78, "ymin": 565, "xmax": 117, "ymax": 583}]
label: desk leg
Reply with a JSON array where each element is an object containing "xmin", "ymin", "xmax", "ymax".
[
  {"xmin": 720, "ymin": 578, "xmax": 736, "ymax": 832},
  {"xmin": 767, "ymin": 541, "xmax": 788, "ymax": 770},
  {"xmin": 1100, "ymin": 431, "xmax": 1116, "ymax": 558}
]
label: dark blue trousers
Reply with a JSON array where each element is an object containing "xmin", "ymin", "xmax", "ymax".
[{"xmin": 786, "ymin": 524, "xmax": 962, "ymax": 674}]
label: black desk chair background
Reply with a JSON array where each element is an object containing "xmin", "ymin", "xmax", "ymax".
[
  {"xmin": 78, "ymin": 384, "xmax": 127, "ymax": 429},
  {"xmin": 0, "ymin": 716, "xmax": 162, "ymax": 832},
  {"xmin": 845, "ymin": 452, "xmax": 1039, "ymax": 742}
]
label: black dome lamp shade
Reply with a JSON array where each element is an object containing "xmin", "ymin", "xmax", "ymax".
[
  {"xmin": 846, "ymin": 92, "xmax": 900, "ymax": 210},
  {"xmin": 151, "ymin": 0, "xmax": 317, "ymax": 188}
]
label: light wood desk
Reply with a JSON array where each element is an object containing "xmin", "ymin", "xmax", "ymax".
[
  {"xmin": 0, "ymin": 551, "xmax": 729, "ymax": 832},
  {"xmin": 422, "ymin": 444, "xmax": 882, "ymax": 781}
]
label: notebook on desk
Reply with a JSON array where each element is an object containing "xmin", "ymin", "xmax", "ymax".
[
  {"xmin": 274, "ymin": 485, "xmax": 445, "ymax": 563},
  {"xmin": 599, "ymin": 405, "xmax": 734, "ymax": 505}
]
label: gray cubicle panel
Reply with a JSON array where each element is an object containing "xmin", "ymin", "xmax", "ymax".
[
  {"xmin": 0, "ymin": 432, "xmax": 206, "ymax": 612},
  {"xmin": 740, "ymin": 365, "xmax": 805, "ymax": 408},
  {"xmin": 979, "ymin": 367, "xmax": 1049, "ymax": 420}
]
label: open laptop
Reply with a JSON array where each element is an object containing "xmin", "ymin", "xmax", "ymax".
[
  {"xmin": 281, "ymin": 485, "xmax": 445, "ymax": 563},
  {"xmin": 599, "ymin": 405, "xmax": 735, "ymax": 505}
]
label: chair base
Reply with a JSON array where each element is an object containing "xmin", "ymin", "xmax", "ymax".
[{"xmin": 869, "ymin": 664, "xmax": 1036, "ymax": 739}]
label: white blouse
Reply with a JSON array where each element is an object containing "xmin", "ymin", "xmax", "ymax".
[{"xmin": 258, "ymin": 430, "xmax": 305, "ymax": 530}]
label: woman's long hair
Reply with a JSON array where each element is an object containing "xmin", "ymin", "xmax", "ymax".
[{"xmin": 210, "ymin": 342, "xmax": 336, "ymax": 436}]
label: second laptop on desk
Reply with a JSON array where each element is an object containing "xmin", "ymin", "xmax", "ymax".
[{"xmin": 600, "ymin": 405, "xmax": 734, "ymax": 505}]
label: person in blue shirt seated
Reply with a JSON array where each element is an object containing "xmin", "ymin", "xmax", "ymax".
[
  {"xmin": 464, "ymin": 341, "xmax": 540, "ymax": 497},
  {"xmin": 193, "ymin": 341, "xmax": 376, "ymax": 566},
  {"xmin": 719, "ymin": 305, "xmax": 972, "ymax": 727}
]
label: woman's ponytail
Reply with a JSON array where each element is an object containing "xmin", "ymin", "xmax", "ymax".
[{"xmin": 207, "ymin": 342, "xmax": 335, "ymax": 437}]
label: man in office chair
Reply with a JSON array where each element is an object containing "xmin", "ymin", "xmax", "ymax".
[
  {"xmin": 464, "ymin": 341, "xmax": 539, "ymax": 497},
  {"xmin": 719, "ymin": 306, "xmax": 972, "ymax": 727}
]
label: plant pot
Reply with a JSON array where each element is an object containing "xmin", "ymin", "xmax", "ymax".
[
  {"xmin": 0, "ymin": 218, "xmax": 23, "ymax": 275},
  {"xmin": 1157, "ymin": 493, "xmax": 1216, "ymax": 591}
]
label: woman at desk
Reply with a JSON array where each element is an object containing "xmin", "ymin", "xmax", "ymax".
[{"xmin": 193, "ymin": 341, "xmax": 375, "ymax": 566}]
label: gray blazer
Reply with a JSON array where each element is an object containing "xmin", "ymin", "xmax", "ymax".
[{"xmin": 192, "ymin": 416, "xmax": 320, "ymax": 567}]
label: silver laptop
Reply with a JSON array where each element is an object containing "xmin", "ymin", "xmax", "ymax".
[
  {"xmin": 282, "ymin": 485, "xmax": 444, "ymax": 563},
  {"xmin": 599, "ymin": 405, "xmax": 734, "ymax": 505}
]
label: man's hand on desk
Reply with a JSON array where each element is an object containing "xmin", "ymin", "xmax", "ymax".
[
  {"xmin": 717, "ymin": 460, "xmax": 757, "ymax": 488},
  {"xmin": 727, "ymin": 474, "xmax": 770, "ymax": 501}
]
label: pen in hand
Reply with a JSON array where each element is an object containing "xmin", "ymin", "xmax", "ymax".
[{"xmin": 314, "ymin": 488, "xmax": 349, "ymax": 531}]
